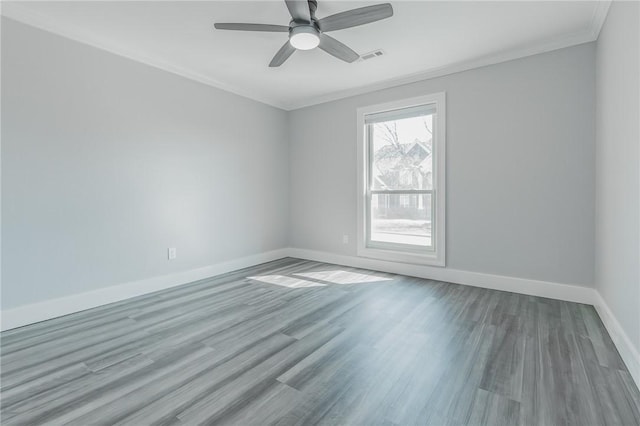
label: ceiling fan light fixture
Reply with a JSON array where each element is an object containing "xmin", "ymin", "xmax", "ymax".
[
  {"xmin": 214, "ymin": 1, "xmax": 394, "ymax": 66},
  {"xmin": 289, "ymin": 26, "xmax": 320, "ymax": 50}
]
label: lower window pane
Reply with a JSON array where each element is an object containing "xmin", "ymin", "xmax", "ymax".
[{"xmin": 370, "ymin": 193, "xmax": 432, "ymax": 248}]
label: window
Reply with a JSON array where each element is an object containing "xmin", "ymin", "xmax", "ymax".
[
  {"xmin": 399, "ymin": 194, "xmax": 410, "ymax": 208},
  {"xmin": 357, "ymin": 93, "xmax": 446, "ymax": 266}
]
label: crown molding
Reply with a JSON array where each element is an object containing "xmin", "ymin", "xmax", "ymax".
[
  {"xmin": 2, "ymin": 1, "xmax": 611, "ymax": 112},
  {"xmin": 589, "ymin": 0, "xmax": 612, "ymax": 40},
  {"xmin": 281, "ymin": 28, "xmax": 598, "ymax": 110},
  {"xmin": 283, "ymin": 0, "xmax": 611, "ymax": 110},
  {"xmin": 0, "ymin": 4, "xmax": 290, "ymax": 111}
]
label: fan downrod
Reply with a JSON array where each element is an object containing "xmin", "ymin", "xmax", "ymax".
[{"xmin": 307, "ymin": 0, "xmax": 318, "ymax": 19}]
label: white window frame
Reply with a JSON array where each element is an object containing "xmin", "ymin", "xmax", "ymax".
[{"xmin": 356, "ymin": 92, "xmax": 446, "ymax": 266}]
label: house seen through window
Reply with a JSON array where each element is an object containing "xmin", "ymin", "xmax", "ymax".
[
  {"xmin": 358, "ymin": 93, "xmax": 445, "ymax": 266},
  {"xmin": 369, "ymin": 109, "xmax": 434, "ymax": 249}
]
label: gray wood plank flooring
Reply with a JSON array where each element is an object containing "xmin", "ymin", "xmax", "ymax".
[{"xmin": 1, "ymin": 258, "xmax": 639, "ymax": 425}]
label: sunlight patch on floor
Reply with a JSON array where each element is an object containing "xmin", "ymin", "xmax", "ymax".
[
  {"xmin": 294, "ymin": 270, "xmax": 394, "ymax": 285},
  {"xmin": 248, "ymin": 275, "xmax": 326, "ymax": 288}
]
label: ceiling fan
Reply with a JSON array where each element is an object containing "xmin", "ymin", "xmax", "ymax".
[{"xmin": 214, "ymin": 0, "xmax": 393, "ymax": 67}]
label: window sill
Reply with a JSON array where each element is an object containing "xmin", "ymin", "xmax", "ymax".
[{"xmin": 357, "ymin": 246, "xmax": 445, "ymax": 267}]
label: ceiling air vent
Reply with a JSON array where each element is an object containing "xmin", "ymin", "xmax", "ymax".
[{"xmin": 360, "ymin": 50, "xmax": 385, "ymax": 61}]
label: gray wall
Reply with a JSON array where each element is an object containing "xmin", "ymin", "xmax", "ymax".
[
  {"xmin": 595, "ymin": 2, "xmax": 640, "ymax": 352},
  {"xmin": 1, "ymin": 17, "xmax": 602, "ymax": 313},
  {"xmin": 289, "ymin": 43, "xmax": 596, "ymax": 287},
  {"xmin": 1, "ymin": 18, "xmax": 289, "ymax": 309}
]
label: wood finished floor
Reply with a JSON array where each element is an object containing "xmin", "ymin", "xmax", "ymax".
[{"xmin": 1, "ymin": 258, "xmax": 639, "ymax": 426}]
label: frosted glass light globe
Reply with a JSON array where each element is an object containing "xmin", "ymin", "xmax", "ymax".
[{"xmin": 290, "ymin": 26, "xmax": 320, "ymax": 50}]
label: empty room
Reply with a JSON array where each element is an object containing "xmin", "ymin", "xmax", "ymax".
[{"xmin": 1, "ymin": 0, "xmax": 639, "ymax": 424}]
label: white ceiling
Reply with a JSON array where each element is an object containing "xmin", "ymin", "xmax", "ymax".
[{"xmin": 2, "ymin": 1, "xmax": 610, "ymax": 110}]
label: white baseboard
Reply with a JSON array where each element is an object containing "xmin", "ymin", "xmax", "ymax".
[
  {"xmin": 0, "ymin": 248, "xmax": 289, "ymax": 331},
  {"xmin": 289, "ymin": 247, "xmax": 640, "ymax": 389},
  {"xmin": 288, "ymin": 248, "xmax": 597, "ymax": 305},
  {"xmin": 593, "ymin": 292, "xmax": 640, "ymax": 387},
  {"xmin": 2, "ymin": 245, "xmax": 637, "ymax": 390}
]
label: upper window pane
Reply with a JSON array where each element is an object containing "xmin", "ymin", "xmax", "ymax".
[{"xmin": 370, "ymin": 113, "xmax": 433, "ymax": 191}]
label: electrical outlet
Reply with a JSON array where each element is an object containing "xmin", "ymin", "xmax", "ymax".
[
  {"xmin": 342, "ymin": 235, "xmax": 349, "ymax": 244},
  {"xmin": 168, "ymin": 247, "xmax": 177, "ymax": 260}
]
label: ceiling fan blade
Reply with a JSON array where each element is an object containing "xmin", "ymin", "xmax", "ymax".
[
  {"xmin": 317, "ymin": 3, "xmax": 393, "ymax": 32},
  {"xmin": 269, "ymin": 41, "xmax": 296, "ymax": 67},
  {"xmin": 285, "ymin": 0, "xmax": 311, "ymax": 22},
  {"xmin": 214, "ymin": 23, "xmax": 290, "ymax": 32},
  {"xmin": 318, "ymin": 34, "xmax": 359, "ymax": 63}
]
